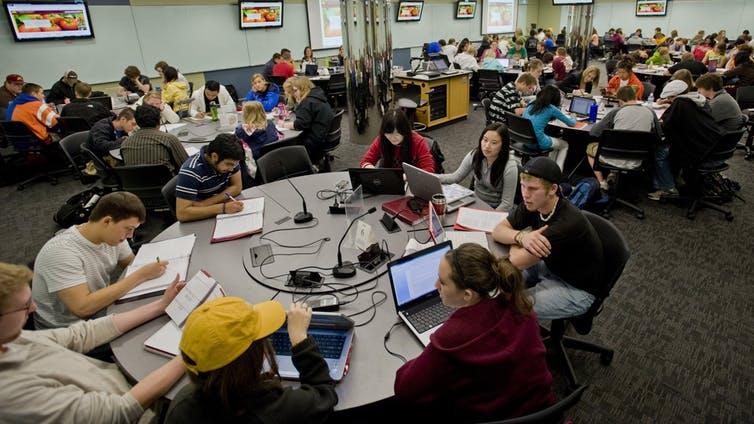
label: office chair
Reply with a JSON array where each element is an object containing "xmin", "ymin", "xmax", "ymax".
[
  {"xmin": 735, "ymin": 86, "xmax": 754, "ymax": 160},
  {"xmin": 111, "ymin": 164, "xmax": 174, "ymax": 212},
  {"xmin": 256, "ymin": 145, "xmax": 314, "ymax": 183},
  {"xmin": 58, "ymin": 131, "xmax": 94, "ymax": 183},
  {"xmin": 320, "ymin": 108, "xmax": 345, "ymax": 172},
  {"xmin": 80, "ymin": 145, "xmax": 120, "ymax": 190},
  {"xmin": 392, "ymin": 82, "xmax": 428, "ymax": 131},
  {"xmin": 505, "ymin": 112, "xmax": 553, "ymax": 165},
  {"xmin": 268, "ymin": 75, "xmax": 287, "ymax": 90},
  {"xmin": 225, "ymin": 83, "xmax": 240, "ymax": 104},
  {"xmin": 540, "ymin": 211, "xmax": 630, "ymax": 388},
  {"xmin": 161, "ymin": 175, "xmax": 179, "ymax": 218},
  {"xmin": 257, "ymin": 137, "xmax": 303, "ymax": 160},
  {"xmin": 481, "ymin": 97, "xmax": 493, "ymax": 125},
  {"xmin": 476, "ymin": 69, "xmax": 503, "ymax": 101},
  {"xmin": 326, "ymin": 73, "xmax": 347, "ymax": 108},
  {"xmin": 58, "ymin": 116, "xmax": 92, "ymax": 138},
  {"xmin": 0, "ymin": 120, "xmax": 66, "ymax": 190},
  {"xmin": 640, "ymin": 81, "xmax": 655, "ymax": 101},
  {"xmin": 421, "ymin": 133, "xmax": 445, "ymax": 174},
  {"xmin": 593, "ymin": 129, "xmax": 659, "ymax": 219},
  {"xmin": 475, "ymin": 385, "xmax": 588, "ymax": 424}
]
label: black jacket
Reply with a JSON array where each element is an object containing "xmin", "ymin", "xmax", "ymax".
[
  {"xmin": 87, "ymin": 117, "xmax": 123, "ymax": 157},
  {"xmin": 294, "ymin": 87, "xmax": 334, "ymax": 147},
  {"xmin": 668, "ymin": 60, "xmax": 708, "ymax": 77},
  {"xmin": 60, "ymin": 98, "xmax": 113, "ymax": 127},
  {"xmin": 557, "ymin": 71, "xmax": 594, "ymax": 94},
  {"xmin": 662, "ymin": 94, "xmax": 725, "ymax": 169},
  {"xmin": 46, "ymin": 78, "xmax": 75, "ymax": 104}
]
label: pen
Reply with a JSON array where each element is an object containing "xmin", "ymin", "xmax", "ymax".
[{"xmin": 224, "ymin": 192, "xmax": 237, "ymax": 201}]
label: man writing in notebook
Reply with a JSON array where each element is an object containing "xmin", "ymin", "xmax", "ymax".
[
  {"xmin": 492, "ymin": 157, "xmax": 604, "ymax": 321},
  {"xmin": 32, "ymin": 192, "xmax": 169, "ymax": 330},
  {"xmin": 175, "ymin": 133, "xmax": 244, "ymax": 222}
]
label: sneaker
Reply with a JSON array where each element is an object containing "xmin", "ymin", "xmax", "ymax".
[{"xmin": 647, "ymin": 188, "xmax": 678, "ymax": 201}]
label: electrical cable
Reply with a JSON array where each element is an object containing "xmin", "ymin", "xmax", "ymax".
[
  {"xmin": 347, "ymin": 290, "xmax": 388, "ymax": 327},
  {"xmin": 383, "ymin": 321, "xmax": 408, "ymax": 363}
]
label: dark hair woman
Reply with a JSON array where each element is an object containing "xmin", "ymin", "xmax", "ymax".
[{"xmin": 360, "ymin": 108, "xmax": 434, "ymax": 172}]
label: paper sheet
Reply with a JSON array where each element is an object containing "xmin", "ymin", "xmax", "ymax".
[
  {"xmin": 120, "ymin": 234, "xmax": 196, "ymax": 301},
  {"xmin": 455, "ymin": 207, "xmax": 508, "ymax": 233}
]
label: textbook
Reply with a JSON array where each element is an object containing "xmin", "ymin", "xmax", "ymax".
[
  {"xmin": 381, "ymin": 197, "xmax": 426, "ymax": 226},
  {"xmin": 211, "ymin": 198, "xmax": 265, "ymax": 243},
  {"xmin": 119, "ymin": 234, "xmax": 196, "ymax": 302},
  {"xmin": 453, "ymin": 207, "xmax": 508, "ymax": 233},
  {"xmin": 144, "ymin": 270, "xmax": 225, "ymax": 357}
]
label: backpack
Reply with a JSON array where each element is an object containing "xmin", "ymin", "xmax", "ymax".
[
  {"xmin": 562, "ymin": 177, "xmax": 606, "ymax": 209},
  {"xmin": 53, "ymin": 187, "xmax": 106, "ymax": 228}
]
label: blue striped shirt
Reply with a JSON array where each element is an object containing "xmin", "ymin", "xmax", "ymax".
[{"xmin": 176, "ymin": 146, "xmax": 239, "ymax": 201}]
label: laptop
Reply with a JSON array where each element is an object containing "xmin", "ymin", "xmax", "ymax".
[
  {"xmin": 271, "ymin": 313, "xmax": 355, "ymax": 381},
  {"xmin": 89, "ymin": 95, "xmax": 113, "ymax": 111},
  {"xmin": 305, "ymin": 63, "xmax": 319, "ymax": 76},
  {"xmin": 387, "ymin": 241, "xmax": 456, "ymax": 346},
  {"xmin": 428, "ymin": 201, "xmax": 489, "ymax": 249},
  {"xmin": 402, "ymin": 163, "xmax": 475, "ymax": 212},
  {"xmin": 348, "ymin": 168, "xmax": 406, "ymax": 195},
  {"xmin": 568, "ymin": 95, "xmax": 596, "ymax": 120},
  {"xmin": 496, "ymin": 58, "xmax": 510, "ymax": 69}
]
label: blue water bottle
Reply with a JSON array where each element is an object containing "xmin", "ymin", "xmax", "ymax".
[{"xmin": 589, "ymin": 102, "xmax": 598, "ymax": 123}]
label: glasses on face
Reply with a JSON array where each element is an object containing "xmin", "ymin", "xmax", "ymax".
[{"xmin": 0, "ymin": 297, "xmax": 33, "ymax": 317}]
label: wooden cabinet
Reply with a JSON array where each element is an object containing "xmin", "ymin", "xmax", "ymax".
[{"xmin": 393, "ymin": 72, "xmax": 470, "ymax": 128}]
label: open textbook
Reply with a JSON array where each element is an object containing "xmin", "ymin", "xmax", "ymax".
[
  {"xmin": 212, "ymin": 197, "xmax": 265, "ymax": 243},
  {"xmin": 144, "ymin": 270, "xmax": 225, "ymax": 357},
  {"xmin": 119, "ymin": 234, "xmax": 196, "ymax": 302},
  {"xmin": 453, "ymin": 207, "xmax": 508, "ymax": 233}
]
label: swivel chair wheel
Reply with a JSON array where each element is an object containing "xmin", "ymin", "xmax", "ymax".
[
  {"xmin": 635, "ymin": 212, "xmax": 645, "ymax": 220},
  {"xmin": 600, "ymin": 350, "xmax": 614, "ymax": 366},
  {"xmin": 686, "ymin": 211, "xmax": 696, "ymax": 220},
  {"xmin": 725, "ymin": 213, "xmax": 734, "ymax": 222}
]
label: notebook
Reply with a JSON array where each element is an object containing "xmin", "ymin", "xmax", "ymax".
[
  {"xmin": 211, "ymin": 198, "xmax": 264, "ymax": 243},
  {"xmin": 271, "ymin": 313, "xmax": 355, "ymax": 381},
  {"xmin": 387, "ymin": 241, "xmax": 456, "ymax": 346},
  {"xmin": 568, "ymin": 95, "xmax": 596, "ymax": 117},
  {"xmin": 428, "ymin": 202, "xmax": 489, "ymax": 249},
  {"xmin": 381, "ymin": 196, "xmax": 426, "ymax": 225},
  {"xmin": 119, "ymin": 234, "xmax": 196, "ymax": 302},
  {"xmin": 402, "ymin": 163, "xmax": 475, "ymax": 212},
  {"xmin": 348, "ymin": 168, "xmax": 406, "ymax": 195}
]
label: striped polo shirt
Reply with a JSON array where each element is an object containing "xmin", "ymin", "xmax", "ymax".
[{"xmin": 176, "ymin": 146, "xmax": 240, "ymax": 201}]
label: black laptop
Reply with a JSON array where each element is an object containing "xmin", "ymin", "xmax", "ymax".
[
  {"xmin": 305, "ymin": 63, "xmax": 318, "ymax": 76},
  {"xmin": 348, "ymin": 168, "xmax": 405, "ymax": 195}
]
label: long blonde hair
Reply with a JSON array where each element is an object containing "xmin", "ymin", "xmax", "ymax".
[
  {"xmin": 288, "ymin": 76, "xmax": 315, "ymax": 100},
  {"xmin": 242, "ymin": 101, "xmax": 268, "ymax": 130}
]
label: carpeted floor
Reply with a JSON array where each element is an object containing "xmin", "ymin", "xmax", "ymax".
[{"xmin": 1, "ymin": 64, "xmax": 752, "ymax": 422}]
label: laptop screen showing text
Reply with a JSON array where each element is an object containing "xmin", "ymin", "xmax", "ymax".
[
  {"xmin": 389, "ymin": 244, "xmax": 450, "ymax": 307},
  {"xmin": 569, "ymin": 96, "xmax": 595, "ymax": 116},
  {"xmin": 431, "ymin": 56, "xmax": 448, "ymax": 71}
]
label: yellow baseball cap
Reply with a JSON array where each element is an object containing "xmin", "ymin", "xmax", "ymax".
[{"xmin": 179, "ymin": 297, "xmax": 286, "ymax": 374}]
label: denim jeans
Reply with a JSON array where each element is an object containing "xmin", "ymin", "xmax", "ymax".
[
  {"xmin": 524, "ymin": 261, "xmax": 595, "ymax": 321},
  {"xmin": 653, "ymin": 144, "xmax": 676, "ymax": 190}
]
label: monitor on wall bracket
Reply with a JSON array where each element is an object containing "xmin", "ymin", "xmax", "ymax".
[{"xmin": 4, "ymin": 1, "xmax": 95, "ymax": 42}]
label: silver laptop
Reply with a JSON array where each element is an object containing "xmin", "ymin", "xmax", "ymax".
[
  {"xmin": 428, "ymin": 201, "xmax": 489, "ymax": 249},
  {"xmin": 568, "ymin": 95, "xmax": 596, "ymax": 119},
  {"xmin": 402, "ymin": 163, "xmax": 475, "ymax": 212},
  {"xmin": 496, "ymin": 58, "xmax": 510, "ymax": 69},
  {"xmin": 271, "ymin": 313, "xmax": 354, "ymax": 381},
  {"xmin": 387, "ymin": 241, "xmax": 456, "ymax": 346}
]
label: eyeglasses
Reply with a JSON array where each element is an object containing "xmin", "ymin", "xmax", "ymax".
[{"xmin": 0, "ymin": 297, "xmax": 33, "ymax": 317}]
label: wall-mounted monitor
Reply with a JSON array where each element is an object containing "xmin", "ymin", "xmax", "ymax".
[
  {"xmin": 396, "ymin": 1, "xmax": 423, "ymax": 22},
  {"xmin": 456, "ymin": 1, "xmax": 476, "ymax": 19},
  {"xmin": 3, "ymin": 1, "xmax": 94, "ymax": 42},
  {"xmin": 636, "ymin": 0, "xmax": 668, "ymax": 16},
  {"xmin": 552, "ymin": 0, "xmax": 593, "ymax": 5},
  {"xmin": 239, "ymin": 1, "xmax": 283, "ymax": 29}
]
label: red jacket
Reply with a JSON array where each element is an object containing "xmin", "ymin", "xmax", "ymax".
[
  {"xmin": 272, "ymin": 62, "xmax": 294, "ymax": 79},
  {"xmin": 360, "ymin": 131, "xmax": 434, "ymax": 172}
]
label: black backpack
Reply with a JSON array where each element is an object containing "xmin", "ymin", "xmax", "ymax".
[{"xmin": 53, "ymin": 187, "xmax": 106, "ymax": 228}]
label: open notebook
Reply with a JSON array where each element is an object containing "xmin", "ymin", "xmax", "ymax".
[
  {"xmin": 119, "ymin": 234, "xmax": 196, "ymax": 302},
  {"xmin": 212, "ymin": 198, "xmax": 265, "ymax": 243}
]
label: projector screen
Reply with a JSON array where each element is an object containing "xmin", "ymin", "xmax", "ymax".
[
  {"xmin": 481, "ymin": 0, "xmax": 516, "ymax": 34},
  {"xmin": 306, "ymin": 0, "xmax": 342, "ymax": 50}
]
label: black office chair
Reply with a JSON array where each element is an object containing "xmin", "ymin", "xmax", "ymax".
[
  {"xmin": 593, "ymin": 129, "xmax": 659, "ymax": 219},
  {"xmin": 605, "ymin": 59, "xmax": 618, "ymax": 77},
  {"xmin": 481, "ymin": 97, "xmax": 493, "ymax": 125},
  {"xmin": 58, "ymin": 131, "xmax": 94, "ymax": 183},
  {"xmin": 268, "ymin": 75, "xmax": 287, "ymax": 90},
  {"xmin": 80, "ymin": 145, "xmax": 120, "ymax": 191},
  {"xmin": 258, "ymin": 137, "xmax": 303, "ymax": 160},
  {"xmin": 111, "ymin": 164, "xmax": 174, "ymax": 212},
  {"xmin": 476, "ymin": 385, "xmax": 588, "ymax": 424},
  {"xmin": 161, "ymin": 175, "xmax": 179, "ymax": 218},
  {"xmin": 0, "ymin": 120, "xmax": 65, "ymax": 190},
  {"xmin": 256, "ymin": 145, "xmax": 314, "ymax": 183},
  {"xmin": 422, "ymin": 133, "xmax": 445, "ymax": 174},
  {"xmin": 640, "ymin": 81, "xmax": 655, "ymax": 101},
  {"xmin": 735, "ymin": 85, "xmax": 754, "ymax": 160},
  {"xmin": 392, "ymin": 82, "xmax": 428, "ymax": 131},
  {"xmin": 225, "ymin": 83, "xmax": 240, "ymax": 104},
  {"xmin": 319, "ymin": 108, "xmax": 344, "ymax": 172},
  {"xmin": 58, "ymin": 116, "xmax": 92, "ymax": 138},
  {"xmin": 505, "ymin": 112, "xmax": 553, "ymax": 165},
  {"xmin": 541, "ymin": 211, "xmax": 630, "ymax": 388},
  {"xmin": 476, "ymin": 69, "xmax": 503, "ymax": 100},
  {"xmin": 326, "ymin": 73, "xmax": 347, "ymax": 108}
]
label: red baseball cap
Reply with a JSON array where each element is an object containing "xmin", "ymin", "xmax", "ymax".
[{"xmin": 5, "ymin": 74, "xmax": 24, "ymax": 85}]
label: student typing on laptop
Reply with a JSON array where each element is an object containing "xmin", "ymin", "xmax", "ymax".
[
  {"xmin": 360, "ymin": 109, "xmax": 435, "ymax": 173},
  {"xmin": 165, "ymin": 298, "xmax": 337, "ymax": 424},
  {"xmin": 436, "ymin": 123, "xmax": 519, "ymax": 212},
  {"xmin": 392, "ymin": 244, "xmax": 555, "ymax": 422}
]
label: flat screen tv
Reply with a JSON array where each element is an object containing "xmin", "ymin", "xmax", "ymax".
[
  {"xmin": 552, "ymin": 0, "xmax": 593, "ymax": 5},
  {"xmin": 635, "ymin": 0, "xmax": 667, "ymax": 16},
  {"xmin": 239, "ymin": 1, "xmax": 283, "ymax": 29},
  {"xmin": 396, "ymin": 1, "xmax": 423, "ymax": 22},
  {"xmin": 456, "ymin": 1, "xmax": 476, "ymax": 19},
  {"xmin": 3, "ymin": 1, "xmax": 94, "ymax": 42}
]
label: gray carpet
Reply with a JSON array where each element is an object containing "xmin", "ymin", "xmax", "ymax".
[{"xmin": 1, "ymin": 72, "xmax": 753, "ymax": 422}]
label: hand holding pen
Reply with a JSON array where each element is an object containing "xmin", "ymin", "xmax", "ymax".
[{"xmin": 222, "ymin": 192, "xmax": 244, "ymax": 214}]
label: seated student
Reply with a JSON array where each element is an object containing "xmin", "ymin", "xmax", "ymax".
[
  {"xmin": 60, "ymin": 82, "xmax": 113, "ymax": 127},
  {"xmin": 665, "ymin": 52, "xmax": 708, "ymax": 77},
  {"xmin": 393, "ymin": 243, "xmax": 555, "ymax": 422},
  {"xmin": 551, "ymin": 47, "xmax": 570, "ymax": 81},
  {"xmin": 164, "ymin": 298, "xmax": 337, "ymax": 424},
  {"xmin": 588, "ymin": 86, "xmax": 663, "ymax": 189},
  {"xmin": 188, "ymin": 80, "xmax": 234, "ymax": 119},
  {"xmin": 121, "ymin": 105, "xmax": 188, "ymax": 175},
  {"xmin": 606, "ymin": 60, "xmax": 644, "ymax": 100},
  {"xmin": 301, "ymin": 46, "xmax": 317, "ymax": 65},
  {"xmin": 272, "ymin": 51, "xmax": 295, "ymax": 79},
  {"xmin": 522, "ymin": 85, "xmax": 577, "ymax": 170},
  {"xmin": 360, "ymin": 108, "xmax": 434, "ymax": 172},
  {"xmin": 277, "ymin": 77, "xmax": 334, "ymax": 164},
  {"xmin": 492, "ymin": 157, "xmax": 604, "ymax": 320},
  {"xmin": 234, "ymin": 101, "xmax": 279, "ymax": 187},
  {"xmin": 263, "ymin": 53, "xmax": 282, "ymax": 80},
  {"xmin": 118, "ymin": 65, "xmax": 152, "ymax": 98},
  {"xmin": 0, "ymin": 263, "xmax": 186, "ymax": 424},
  {"xmin": 557, "ymin": 65, "xmax": 600, "ymax": 96},
  {"xmin": 488, "ymin": 72, "xmax": 538, "ymax": 124},
  {"xmin": 646, "ymin": 47, "xmax": 672, "ymax": 66},
  {"xmin": 453, "ymin": 45, "xmax": 480, "ymax": 71},
  {"xmin": 441, "ymin": 38, "xmax": 458, "ymax": 62},
  {"xmin": 656, "ymin": 69, "xmax": 696, "ymax": 105},
  {"xmin": 244, "ymin": 73, "xmax": 280, "ymax": 112},
  {"xmin": 480, "ymin": 50, "xmax": 506, "ymax": 72},
  {"xmin": 46, "ymin": 69, "xmax": 78, "ymax": 105},
  {"xmin": 175, "ymin": 133, "xmax": 245, "ymax": 222},
  {"xmin": 0, "ymin": 74, "xmax": 24, "ymax": 110},
  {"xmin": 154, "ymin": 61, "xmax": 189, "ymax": 91},
  {"xmin": 6, "ymin": 82, "xmax": 60, "ymax": 144},
  {"xmin": 724, "ymin": 42, "xmax": 751, "ymax": 71},
  {"xmin": 702, "ymin": 42, "xmax": 728, "ymax": 67},
  {"xmin": 723, "ymin": 51, "xmax": 754, "ymax": 93},
  {"xmin": 480, "ymin": 40, "xmax": 504, "ymax": 61},
  {"xmin": 32, "ymin": 192, "xmax": 169, "ymax": 329},
  {"xmin": 160, "ymin": 66, "xmax": 189, "ymax": 113},
  {"xmin": 134, "ymin": 90, "xmax": 180, "ymax": 124},
  {"xmin": 507, "ymin": 38, "xmax": 528, "ymax": 61},
  {"xmin": 88, "ymin": 109, "xmax": 136, "ymax": 161},
  {"xmin": 437, "ymin": 123, "xmax": 518, "ymax": 212},
  {"xmin": 695, "ymin": 73, "xmax": 748, "ymax": 131}
]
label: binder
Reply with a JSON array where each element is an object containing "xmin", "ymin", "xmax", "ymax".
[
  {"xmin": 381, "ymin": 197, "xmax": 426, "ymax": 226},
  {"xmin": 211, "ymin": 198, "xmax": 265, "ymax": 243}
]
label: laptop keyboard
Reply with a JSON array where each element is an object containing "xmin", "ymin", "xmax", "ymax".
[
  {"xmin": 442, "ymin": 183, "xmax": 474, "ymax": 203},
  {"xmin": 404, "ymin": 300, "xmax": 456, "ymax": 333},
  {"xmin": 271, "ymin": 332, "xmax": 346, "ymax": 359}
]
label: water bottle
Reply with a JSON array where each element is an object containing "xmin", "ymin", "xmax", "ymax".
[
  {"xmin": 277, "ymin": 101, "xmax": 285, "ymax": 120},
  {"xmin": 155, "ymin": 85, "xmax": 161, "ymax": 93},
  {"xmin": 210, "ymin": 102, "xmax": 219, "ymax": 121},
  {"xmin": 647, "ymin": 92, "xmax": 655, "ymax": 105},
  {"xmin": 589, "ymin": 102, "xmax": 598, "ymax": 123}
]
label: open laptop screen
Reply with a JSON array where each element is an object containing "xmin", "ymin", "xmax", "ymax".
[
  {"xmin": 569, "ymin": 96, "xmax": 595, "ymax": 116},
  {"xmin": 496, "ymin": 58, "xmax": 510, "ymax": 68},
  {"xmin": 388, "ymin": 242, "xmax": 451, "ymax": 307},
  {"xmin": 430, "ymin": 55, "xmax": 449, "ymax": 71}
]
